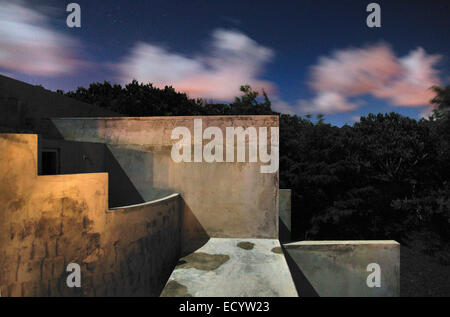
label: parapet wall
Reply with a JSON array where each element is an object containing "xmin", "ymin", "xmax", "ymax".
[
  {"xmin": 50, "ymin": 116, "xmax": 280, "ymax": 252},
  {"xmin": 0, "ymin": 134, "xmax": 182, "ymax": 296},
  {"xmin": 283, "ymin": 240, "xmax": 400, "ymax": 297}
]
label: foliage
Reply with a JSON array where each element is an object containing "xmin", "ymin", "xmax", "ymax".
[{"xmin": 63, "ymin": 80, "xmax": 204, "ymax": 116}]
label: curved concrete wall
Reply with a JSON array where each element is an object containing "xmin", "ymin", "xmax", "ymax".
[
  {"xmin": 0, "ymin": 134, "xmax": 182, "ymax": 296},
  {"xmin": 101, "ymin": 193, "xmax": 182, "ymax": 296}
]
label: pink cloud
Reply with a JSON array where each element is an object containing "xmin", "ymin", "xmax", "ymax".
[
  {"xmin": 280, "ymin": 44, "xmax": 442, "ymax": 115},
  {"xmin": 309, "ymin": 44, "xmax": 401, "ymax": 97},
  {"xmin": 0, "ymin": 1, "xmax": 86, "ymax": 77},
  {"xmin": 374, "ymin": 47, "xmax": 441, "ymax": 106},
  {"xmin": 299, "ymin": 92, "xmax": 361, "ymax": 114},
  {"xmin": 272, "ymin": 92, "xmax": 362, "ymax": 115},
  {"xmin": 114, "ymin": 29, "xmax": 275, "ymax": 100}
]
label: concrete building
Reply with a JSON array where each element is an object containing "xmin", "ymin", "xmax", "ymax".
[{"xmin": 0, "ymin": 75, "xmax": 399, "ymax": 297}]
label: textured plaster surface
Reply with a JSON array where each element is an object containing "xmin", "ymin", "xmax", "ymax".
[{"xmin": 0, "ymin": 134, "xmax": 182, "ymax": 297}]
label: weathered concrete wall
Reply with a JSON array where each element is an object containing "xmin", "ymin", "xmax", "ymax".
[
  {"xmin": 0, "ymin": 134, "xmax": 182, "ymax": 296},
  {"xmin": 0, "ymin": 74, "xmax": 118, "ymax": 131},
  {"xmin": 100, "ymin": 195, "xmax": 182, "ymax": 296},
  {"xmin": 49, "ymin": 116, "xmax": 280, "ymax": 252},
  {"xmin": 283, "ymin": 241, "xmax": 400, "ymax": 297}
]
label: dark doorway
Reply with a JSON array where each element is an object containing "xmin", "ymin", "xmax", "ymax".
[{"xmin": 42, "ymin": 149, "xmax": 60, "ymax": 175}]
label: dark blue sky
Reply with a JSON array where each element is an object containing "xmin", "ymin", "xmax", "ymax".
[{"xmin": 2, "ymin": 0, "xmax": 449, "ymax": 126}]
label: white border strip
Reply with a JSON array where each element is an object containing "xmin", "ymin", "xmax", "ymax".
[{"xmin": 109, "ymin": 193, "xmax": 180, "ymax": 210}]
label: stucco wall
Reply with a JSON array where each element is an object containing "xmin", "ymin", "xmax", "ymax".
[
  {"xmin": 0, "ymin": 134, "xmax": 182, "ymax": 296},
  {"xmin": 100, "ymin": 195, "xmax": 182, "ymax": 296},
  {"xmin": 49, "ymin": 116, "xmax": 280, "ymax": 252},
  {"xmin": 283, "ymin": 240, "xmax": 400, "ymax": 297}
]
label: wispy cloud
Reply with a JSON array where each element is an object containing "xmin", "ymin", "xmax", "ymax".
[
  {"xmin": 274, "ymin": 44, "xmax": 442, "ymax": 115},
  {"xmin": 0, "ymin": 1, "xmax": 86, "ymax": 77},
  {"xmin": 374, "ymin": 47, "xmax": 442, "ymax": 106},
  {"xmin": 114, "ymin": 29, "xmax": 275, "ymax": 100},
  {"xmin": 1, "ymin": 2, "xmax": 442, "ymax": 117}
]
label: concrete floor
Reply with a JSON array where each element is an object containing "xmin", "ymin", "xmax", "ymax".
[{"xmin": 160, "ymin": 238, "xmax": 298, "ymax": 297}]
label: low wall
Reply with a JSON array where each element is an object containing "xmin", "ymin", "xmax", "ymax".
[
  {"xmin": 283, "ymin": 241, "xmax": 400, "ymax": 297},
  {"xmin": 99, "ymin": 194, "xmax": 182, "ymax": 296},
  {"xmin": 49, "ymin": 116, "xmax": 280, "ymax": 253},
  {"xmin": 0, "ymin": 134, "xmax": 182, "ymax": 296}
]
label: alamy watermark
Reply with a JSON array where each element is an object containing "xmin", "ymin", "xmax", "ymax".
[
  {"xmin": 366, "ymin": 3, "xmax": 381, "ymax": 28},
  {"xmin": 66, "ymin": 3, "xmax": 81, "ymax": 28},
  {"xmin": 66, "ymin": 263, "xmax": 81, "ymax": 288},
  {"xmin": 170, "ymin": 119, "xmax": 279, "ymax": 174},
  {"xmin": 366, "ymin": 263, "xmax": 381, "ymax": 288}
]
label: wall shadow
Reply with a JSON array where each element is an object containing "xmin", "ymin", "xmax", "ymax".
[
  {"xmin": 279, "ymin": 218, "xmax": 291, "ymax": 243},
  {"xmin": 180, "ymin": 200, "xmax": 210, "ymax": 257},
  {"xmin": 104, "ymin": 146, "xmax": 145, "ymax": 207},
  {"xmin": 106, "ymin": 145, "xmax": 176, "ymax": 202},
  {"xmin": 282, "ymin": 245, "xmax": 319, "ymax": 297}
]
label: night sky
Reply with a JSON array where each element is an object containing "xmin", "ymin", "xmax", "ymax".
[{"xmin": 1, "ymin": 0, "xmax": 448, "ymax": 126}]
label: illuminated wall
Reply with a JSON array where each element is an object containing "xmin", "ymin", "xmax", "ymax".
[{"xmin": 0, "ymin": 134, "xmax": 182, "ymax": 296}]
